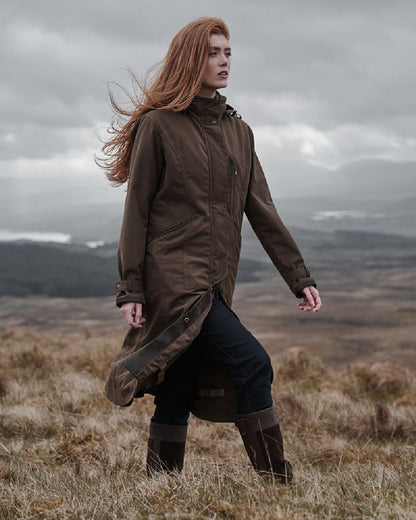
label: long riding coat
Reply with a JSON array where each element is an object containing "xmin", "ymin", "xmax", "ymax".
[{"xmin": 105, "ymin": 95, "xmax": 316, "ymax": 422}]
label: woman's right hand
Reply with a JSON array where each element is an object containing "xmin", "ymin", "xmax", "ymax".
[{"xmin": 120, "ymin": 302, "xmax": 146, "ymax": 328}]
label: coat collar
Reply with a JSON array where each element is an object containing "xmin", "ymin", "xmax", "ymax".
[{"xmin": 187, "ymin": 92, "xmax": 233, "ymax": 121}]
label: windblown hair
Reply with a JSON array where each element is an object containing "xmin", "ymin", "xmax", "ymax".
[{"xmin": 98, "ymin": 17, "xmax": 229, "ymax": 185}]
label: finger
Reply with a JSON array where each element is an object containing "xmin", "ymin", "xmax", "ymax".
[
  {"xmin": 121, "ymin": 304, "xmax": 143, "ymax": 328},
  {"xmin": 313, "ymin": 295, "xmax": 322, "ymax": 311},
  {"xmin": 127, "ymin": 316, "xmax": 140, "ymax": 327},
  {"xmin": 132, "ymin": 305, "xmax": 146, "ymax": 327},
  {"xmin": 310, "ymin": 287, "xmax": 322, "ymax": 312},
  {"xmin": 298, "ymin": 299, "xmax": 313, "ymax": 311},
  {"xmin": 298, "ymin": 287, "xmax": 322, "ymax": 312},
  {"xmin": 303, "ymin": 287, "xmax": 315, "ymax": 307},
  {"xmin": 297, "ymin": 302, "xmax": 312, "ymax": 312},
  {"xmin": 132, "ymin": 303, "xmax": 140, "ymax": 316},
  {"xmin": 129, "ymin": 315, "xmax": 144, "ymax": 328},
  {"xmin": 125, "ymin": 310, "xmax": 138, "ymax": 327},
  {"xmin": 130, "ymin": 321, "xmax": 142, "ymax": 329},
  {"xmin": 133, "ymin": 303, "xmax": 146, "ymax": 325}
]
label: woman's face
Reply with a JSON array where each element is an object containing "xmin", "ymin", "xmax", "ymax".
[{"xmin": 198, "ymin": 33, "xmax": 231, "ymax": 98}]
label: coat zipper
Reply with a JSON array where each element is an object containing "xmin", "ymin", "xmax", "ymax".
[
  {"xmin": 201, "ymin": 120, "xmax": 213, "ymax": 285},
  {"xmin": 228, "ymin": 155, "xmax": 238, "ymax": 217},
  {"xmin": 229, "ymin": 155, "xmax": 238, "ymax": 176},
  {"xmin": 150, "ymin": 216, "xmax": 198, "ymax": 241}
]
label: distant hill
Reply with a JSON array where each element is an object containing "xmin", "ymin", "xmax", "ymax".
[
  {"xmin": 0, "ymin": 158, "xmax": 415, "ymax": 243},
  {"xmin": 0, "ymin": 242, "xmax": 118, "ymax": 297},
  {"xmin": 1, "ymin": 227, "xmax": 416, "ymax": 298},
  {"xmin": 0, "ymin": 241, "xmax": 266, "ymax": 298}
]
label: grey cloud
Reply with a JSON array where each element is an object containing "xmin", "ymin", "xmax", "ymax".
[
  {"xmin": 232, "ymin": 3, "xmax": 416, "ymax": 130},
  {"xmin": 1, "ymin": 0, "xmax": 416, "ymax": 170}
]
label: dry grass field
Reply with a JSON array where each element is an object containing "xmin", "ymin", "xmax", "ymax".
[{"xmin": 1, "ymin": 278, "xmax": 416, "ymax": 519}]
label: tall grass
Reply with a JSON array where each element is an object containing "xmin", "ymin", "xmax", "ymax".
[{"xmin": 1, "ymin": 329, "xmax": 415, "ymax": 519}]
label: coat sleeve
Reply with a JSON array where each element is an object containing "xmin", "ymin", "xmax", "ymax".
[
  {"xmin": 115, "ymin": 116, "xmax": 164, "ymax": 307},
  {"xmin": 244, "ymin": 127, "xmax": 316, "ymax": 297}
]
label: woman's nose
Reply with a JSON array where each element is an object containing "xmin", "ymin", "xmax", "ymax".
[{"xmin": 219, "ymin": 53, "xmax": 229, "ymax": 66}]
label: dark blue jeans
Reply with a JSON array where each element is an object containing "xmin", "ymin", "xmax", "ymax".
[{"xmin": 152, "ymin": 292, "xmax": 274, "ymax": 425}]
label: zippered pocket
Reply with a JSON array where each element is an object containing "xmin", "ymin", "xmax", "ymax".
[{"xmin": 149, "ymin": 216, "xmax": 198, "ymax": 243}]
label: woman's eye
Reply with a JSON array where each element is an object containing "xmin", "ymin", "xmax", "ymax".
[{"xmin": 208, "ymin": 50, "xmax": 231, "ymax": 58}]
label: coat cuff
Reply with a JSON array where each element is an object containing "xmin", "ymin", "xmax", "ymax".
[
  {"xmin": 114, "ymin": 278, "xmax": 145, "ymax": 308},
  {"xmin": 282, "ymin": 267, "xmax": 317, "ymax": 298},
  {"xmin": 115, "ymin": 294, "xmax": 146, "ymax": 308},
  {"xmin": 293, "ymin": 280, "xmax": 317, "ymax": 298}
]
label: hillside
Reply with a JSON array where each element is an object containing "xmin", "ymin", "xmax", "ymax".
[
  {"xmin": 1, "ymin": 223, "xmax": 415, "ymax": 518},
  {"xmin": 0, "ymin": 328, "xmax": 415, "ymax": 519}
]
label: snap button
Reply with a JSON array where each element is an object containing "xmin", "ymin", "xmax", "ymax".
[
  {"xmin": 184, "ymin": 317, "xmax": 190, "ymax": 323},
  {"xmin": 211, "ymin": 120, "xmax": 217, "ymax": 125}
]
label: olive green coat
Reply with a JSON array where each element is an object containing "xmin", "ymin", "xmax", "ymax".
[{"xmin": 105, "ymin": 95, "xmax": 316, "ymax": 421}]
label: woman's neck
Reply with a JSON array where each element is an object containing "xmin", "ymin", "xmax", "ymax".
[{"xmin": 196, "ymin": 86, "xmax": 217, "ymax": 99}]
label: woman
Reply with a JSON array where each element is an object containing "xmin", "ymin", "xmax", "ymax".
[{"xmin": 100, "ymin": 17, "xmax": 321, "ymax": 483}]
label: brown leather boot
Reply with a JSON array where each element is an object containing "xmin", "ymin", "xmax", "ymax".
[
  {"xmin": 235, "ymin": 406, "xmax": 293, "ymax": 484},
  {"xmin": 146, "ymin": 421, "xmax": 187, "ymax": 476}
]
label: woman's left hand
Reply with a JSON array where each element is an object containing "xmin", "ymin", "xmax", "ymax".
[{"xmin": 298, "ymin": 286, "xmax": 322, "ymax": 312}]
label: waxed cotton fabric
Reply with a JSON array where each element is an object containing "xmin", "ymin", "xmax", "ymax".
[{"xmin": 105, "ymin": 94, "xmax": 316, "ymax": 421}]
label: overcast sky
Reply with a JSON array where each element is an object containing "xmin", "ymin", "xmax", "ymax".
[{"xmin": 1, "ymin": 0, "xmax": 416, "ymax": 185}]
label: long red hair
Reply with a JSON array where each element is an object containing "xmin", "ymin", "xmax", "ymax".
[{"xmin": 97, "ymin": 17, "xmax": 229, "ymax": 185}]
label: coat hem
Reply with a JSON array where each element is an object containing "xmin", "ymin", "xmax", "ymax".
[{"xmin": 124, "ymin": 287, "xmax": 214, "ymax": 384}]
